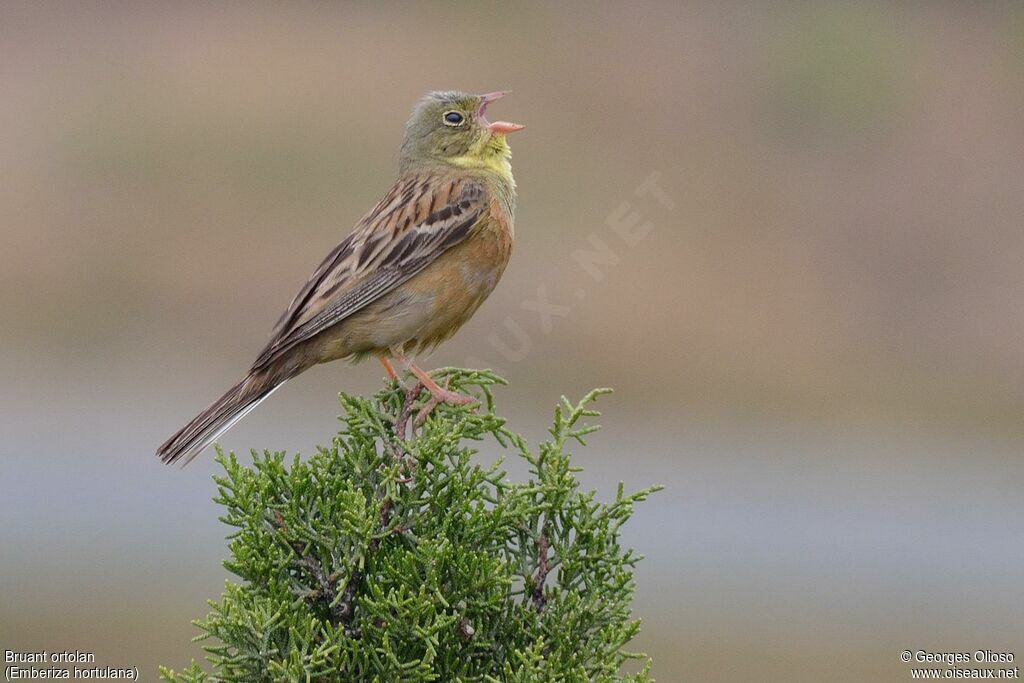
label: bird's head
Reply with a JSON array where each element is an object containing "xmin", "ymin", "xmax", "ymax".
[{"xmin": 399, "ymin": 90, "xmax": 524, "ymax": 177}]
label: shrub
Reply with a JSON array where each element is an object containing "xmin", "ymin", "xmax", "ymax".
[{"xmin": 161, "ymin": 369, "xmax": 658, "ymax": 682}]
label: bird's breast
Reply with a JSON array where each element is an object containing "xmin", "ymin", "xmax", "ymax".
[{"xmin": 401, "ymin": 212, "xmax": 513, "ymax": 351}]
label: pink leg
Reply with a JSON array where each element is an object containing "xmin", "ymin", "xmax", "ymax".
[
  {"xmin": 395, "ymin": 354, "xmax": 475, "ymax": 406},
  {"xmin": 378, "ymin": 356, "xmax": 398, "ymax": 381}
]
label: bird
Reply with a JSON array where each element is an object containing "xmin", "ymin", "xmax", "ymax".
[{"xmin": 157, "ymin": 90, "xmax": 523, "ymax": 466}]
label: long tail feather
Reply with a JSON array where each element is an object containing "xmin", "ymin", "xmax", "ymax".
[{"xmin": 157, "ymin": 371, "xmax": 287, "ymax": 466}]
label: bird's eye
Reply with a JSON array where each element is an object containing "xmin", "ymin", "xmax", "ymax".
[{"xmin": 443, "ymin": 111, "xmax": 465, "ymax": 126}]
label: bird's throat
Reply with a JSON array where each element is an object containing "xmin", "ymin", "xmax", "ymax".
[{"xmin": 448, "ymin": 135, "xmax": 514, "ymax": 186}]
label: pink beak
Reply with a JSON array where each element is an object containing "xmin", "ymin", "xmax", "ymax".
[{"xmin": 478, "ymin": 91, "xmax": 525, "ymax": 134}]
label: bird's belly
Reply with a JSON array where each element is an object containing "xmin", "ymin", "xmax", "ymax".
[
  {"xmin": 318, "ymin": 232, "xmax": 511, "ymax": 360},
  {"xmin": 396, "ymin": 234, "xmax": 510, "ymax": 353}
]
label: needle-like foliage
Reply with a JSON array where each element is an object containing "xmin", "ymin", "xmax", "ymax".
[{"xmin": 161, "ymin": 369, "xmax": 659, "ymax": 682}]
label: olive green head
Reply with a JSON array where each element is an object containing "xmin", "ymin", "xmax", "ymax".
[{"xmin": 399, "ymin": 91, "xmax": 524, "ymax": 175}]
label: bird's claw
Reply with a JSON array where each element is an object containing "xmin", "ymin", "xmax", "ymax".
[{"xmin": 415, "ymin": 378, "xmax": 477, "ymax": 426}]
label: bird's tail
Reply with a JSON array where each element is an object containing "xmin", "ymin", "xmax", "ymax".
[{"xmin": 157, "ymin": 368, "xmax": 288, "ymax": 466}]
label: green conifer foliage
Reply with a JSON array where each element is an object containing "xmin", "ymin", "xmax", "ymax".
[{"xmin": 161, "ymin": 369, "xmax": 659, "ymax": 682}]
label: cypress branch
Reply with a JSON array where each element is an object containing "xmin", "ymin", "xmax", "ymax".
[{"xmin": 160, "ymin": 368, "xmax": 659, "ymax": 682}]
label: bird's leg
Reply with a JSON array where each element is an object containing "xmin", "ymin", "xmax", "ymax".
[
  {"xmin": 377, "ymin": 356, "xmax": 399, "ymax": 382},
  {"xmin": 395, "ymin": 354, "xmax": 476, "ymax": 409}
]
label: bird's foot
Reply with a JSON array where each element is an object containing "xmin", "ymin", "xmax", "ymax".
[{"xmin": 416, "ymin": 377, "xmax": 476, "ymax": 426}]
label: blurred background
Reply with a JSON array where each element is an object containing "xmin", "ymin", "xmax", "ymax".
[{"xmin": 2, "ymin": 2, "xmax": 1023, "ymax": 680}]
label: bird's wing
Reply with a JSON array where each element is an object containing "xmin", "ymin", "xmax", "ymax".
[{"xmin": 250, "ymin": 174, "xmax": 487, "ymax": 370}]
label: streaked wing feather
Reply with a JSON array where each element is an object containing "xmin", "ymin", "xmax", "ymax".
[{"xmin": 251, "ymin": 175, "xmax": 486, "ymax": 370}]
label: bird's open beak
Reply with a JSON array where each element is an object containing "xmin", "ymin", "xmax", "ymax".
[{"xmin": 478, "ymin": 91, "xmax": 525, "ymax": 134}]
